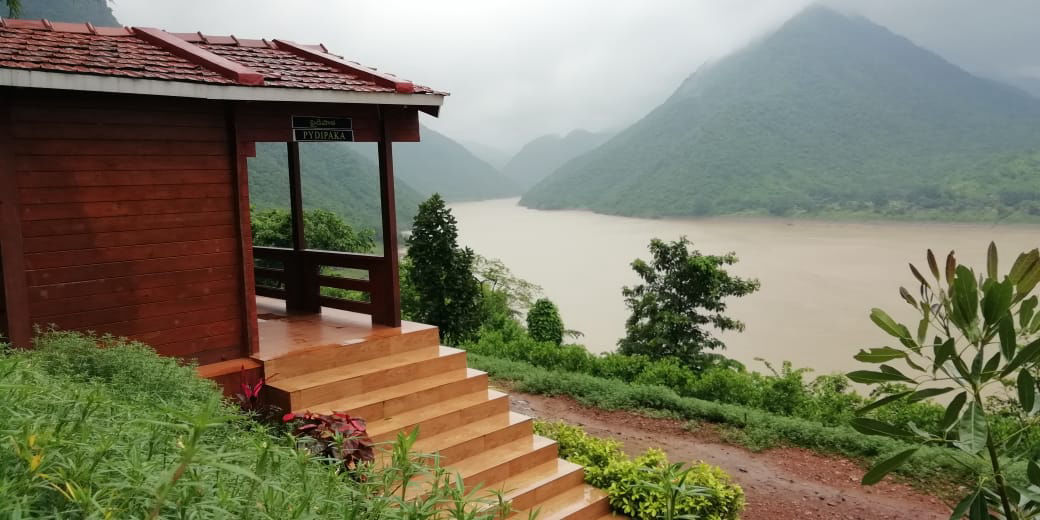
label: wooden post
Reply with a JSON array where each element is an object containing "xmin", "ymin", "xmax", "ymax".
[
  {"xmin": 0, "ymin": 98, "xmax": 31, "ymax": 348},
  {"xmin": 285, "ymin": 142, "xmax": 320, "ymax": 313},
  {"xmin": 226, "ymin": 104, "xmax": 259, "ymax": 355},
  {"xmin": 375, "ymin": 107, "xmax": 402, "ymax": 327}
]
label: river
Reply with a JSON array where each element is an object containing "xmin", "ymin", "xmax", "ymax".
[{"xmin": 450, "ymin": 197, "xmax": 1040, "ymax": 374}]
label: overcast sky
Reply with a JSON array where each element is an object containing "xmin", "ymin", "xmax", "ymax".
[{"xmin": 110, "ymin": 1, "xmax": 1040, "ymax": 154}]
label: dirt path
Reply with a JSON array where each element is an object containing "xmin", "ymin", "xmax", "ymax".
[{"xmin": 504, "ymin": 389, "xmax": 952, "ymax": 520}]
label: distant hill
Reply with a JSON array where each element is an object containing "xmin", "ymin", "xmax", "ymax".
[
  {"xmin": 503, "ymin": 130, "xmax": 613, "ymax": 191},
  {"xmin": 460, "ymin": 140, "xmax": 513, "ymax": 171},
  {"xmin": 522, "ymin": 6, "xmax": 1040, "ymax": 221},
  {"xmin": 248, "ymin": 142, "xmax": 424, "ymax": 234},
  {"xmin": 359, "ymin": 126, "xmax": 520, "ymax": 202},
  {"xmin": 14, "ymin": 0, "xmax": 119, "ymax": 25}
]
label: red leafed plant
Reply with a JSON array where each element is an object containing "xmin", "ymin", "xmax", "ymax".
[
  {"xmin": 283, "ymin": 411, "xmax": 375, "ymax": 471},
  {"xmin": 235, "ymin": 371, "xmax": 265, "ymax": 412}
]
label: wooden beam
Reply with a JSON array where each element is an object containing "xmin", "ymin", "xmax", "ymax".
[
  {"xmin": 284, "ymin": 142, "xmax": 319, "ymax": 314},
  {"xmin": 0, "ymin": 97, "xmax": 31, "ymax": 348},
  {"xmin": 226, "ymin": 104, "xmax": 260, "ymax": 355},
  {"xmin": 287, "ymin": 142, "xmax": 306, "ymax": 252},
  {"xmin": 375, "ymin": 106, "xmax": 402, "ymax": 327}
]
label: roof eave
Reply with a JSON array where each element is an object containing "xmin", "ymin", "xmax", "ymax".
[{"xmin": 0, "ymin": 68, "xmax": 445, "ymax": 108}]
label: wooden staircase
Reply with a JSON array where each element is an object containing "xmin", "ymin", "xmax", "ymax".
[{"xmin": 262, "ymin": 322, "xmax": 614, "ymax": 520}]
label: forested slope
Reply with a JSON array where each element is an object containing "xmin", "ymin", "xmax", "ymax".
[{"xmin": 522, "ymin": 6, "xmax": 1040, "ymax": 221}]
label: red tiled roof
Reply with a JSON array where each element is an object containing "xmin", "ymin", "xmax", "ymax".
[{"xmin": 0, "ymin": 18, "xmax": 444, "ymax": 96}]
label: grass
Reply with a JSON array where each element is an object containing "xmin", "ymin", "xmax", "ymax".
[
  {"xmin": 0, "ymin": 331, "xmax": 519, "ymax": 519},
  {"xmin": 467, "ymin": 353, "xmax": 1004, "ymax": 490}
]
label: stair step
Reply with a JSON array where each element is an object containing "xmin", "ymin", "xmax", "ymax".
[
  {"xmin": 450, "ymin": 435, "xmax": 558, "ymax": 489},
  {"xmin": 408, "ymin": 411, "xmax": 532, "ymax": 465},
  {"xmin": 483, "ymin": 458, "xmax": 586, "ymax": 512},
  {"xmin": 258, "ymin": 321, "xmax": 439, "ymax": 378},
  {"xmin": 411, "ymin": 435, "xmax": 558, "ymax": 498},
  {"xmin": 267, "ymin": 346, "xmax": 466, "ymax": 411},
  {"xmin": 308, "ymin": 368, "xmax": 487, "ymax": 419},
  {"xmin": 367, "ymin": 389, "xmax": 510, "ymax": 443},
  {"xmin": 516, "ymin": 484, "xmax": 610, "ymax": 520}
]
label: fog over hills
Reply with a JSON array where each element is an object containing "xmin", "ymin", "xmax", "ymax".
[
  {"xmin": 503, "ymin": 130, "xmax": 614, "ymax": 191},
  {"xmin": 521, "ymin": 6, "xmax": 1040, "ymax": 221}
]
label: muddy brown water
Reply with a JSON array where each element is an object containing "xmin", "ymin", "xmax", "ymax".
[{"xmin": 450, "ymin": 197, "xmax": 1040, "ymax": 375}]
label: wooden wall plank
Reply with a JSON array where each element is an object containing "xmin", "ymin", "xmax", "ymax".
[
  {"xmin": 13, "ymin": 123, "xmax": 227, "ymax": 142},
  {"xmin": 18, "ymin": 170, "xmax": 231, "ymax": 188},
  {"xmin": 19, "ymin": 184, "xmax": 233, "ymax": 204},
  {"xmin": 24, "ymin": 225, "xmax": 237, "ymax": 253},
  {"xmin": 21, "ymin": 211, "xmax": 235, "ymax": 237},
  {"xmin": 31, "ymin": 277, "xmax": 239, "ymax": 317},
  {"xmin": 35, "ymin": 290, "xmax": 239, "ymax": 330},
  {"xmin": 21, "ymin": 198, "xmax": 233, "ymax": 221},
  {"xmin": 16, "ymin": 140, "xmax": 227, "ymax": 157},
  {"xmin": 26, "ymin": 252, "xmax": 237, "ymax": 286},
  {"xmin": 0, "ymin": 98, "xmax": 31, "ymax": 348},
  {"xmin": 25, "ymin": 238, "xmax": 237, "ymax": 270},
  {"xmin": 28, "ymin": 266, "xmax": 237, "ymax": 301},
  {"xmin": 15, "ymin": 155, "xmax": 231, "ymax": 172}
]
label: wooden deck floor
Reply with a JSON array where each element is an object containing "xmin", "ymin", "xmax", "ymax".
[{"xmin": 254, "ymin": 295, "xmax": 435, "ymax": 361}]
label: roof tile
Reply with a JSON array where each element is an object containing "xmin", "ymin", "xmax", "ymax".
[{"xmin": 0, "ymin": 18, "xmax": 444, "ymax": 96}]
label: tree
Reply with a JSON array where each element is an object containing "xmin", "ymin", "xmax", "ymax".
[
  {"xmin": 848, "ymin": 244, "xmax": 1040, "ymax": 519},
  {"xmin": 527, "ymin": 298, "xmax": 564, "ymax": 346},
  {"xmin": 403, "ymin": 194, "xmax": 482, "ymax": 345},
  {"xmin": 250, "ymin": 207, "xmax": 375, "ymax": 253},
  {"xmin": 5, "ymin": 0, "xmax": 19, "ymax": 17},
  {"xmin": 618, "ymin": 237, "xmax": 759, "ymax": 368}
]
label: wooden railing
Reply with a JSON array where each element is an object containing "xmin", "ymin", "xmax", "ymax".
[{"xmin": 253, "ymin": 246, "xmax": 396, "ymax": 325}]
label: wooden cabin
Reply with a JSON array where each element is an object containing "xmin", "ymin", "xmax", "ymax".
[{"xmin": 0, "ymin": 18, "xmax": 613, "ymax": 519}]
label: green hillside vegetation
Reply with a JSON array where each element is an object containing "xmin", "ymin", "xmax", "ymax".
[
  {"xmin": 247, "ymin": 142, "xmax": 423, "ymax": 235},
  {"xmin": 359, "ymin": 126, "xmax": 521, "ymax": 202},
  {"xmin": 11, "ymin": 0, "xmax": 118, "ymax": 25},
  {"xmin": 503, "ymin": 129, "xmax": 613, "ymax": 190},
  {"xmin": 522, "ymin": 6, "xmax": 1040, "ymax": 222}
]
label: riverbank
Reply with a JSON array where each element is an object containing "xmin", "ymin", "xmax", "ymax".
[
  {"xmin": 505, "ymin": 388, "xmax": 951, "ymax": 520},
  {"xmin": 451, "ymin": 197, "xmax": 1040, "ymax": 373}
]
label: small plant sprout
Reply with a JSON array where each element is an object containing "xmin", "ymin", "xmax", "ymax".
[{"xmin": 849, "ymin": 243, "xmax": 1040, "ymax": 519}]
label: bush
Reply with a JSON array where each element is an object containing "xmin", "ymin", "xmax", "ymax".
[
  {"xmin": 526, "ymin": 298, "xmax": 565, "ymax": 345},
  {"xmin": 0, "ymin": 332, "xmax": 520, "ymax": 519},
  {"xmin": 471, "ymin": 354, "xmax": 984, "ymax": 485},
  {"xmin": 535, "ymin": 421, "xmax": 744, "ymax": 520}
]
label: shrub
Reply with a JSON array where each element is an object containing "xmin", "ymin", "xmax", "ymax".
[
  {"xmin": 527, "ymin": 298, "xmax": 565, "ymax": 345},
  {"xmin": 471, "ymin": 354, "xmax": 983, "ymax": 485},
  {"xmin": 535, "ymin": 421, "xmax": 744, "ymax": 520},
  {"xmin": 0, "ymin": 332, "xmax": 518, "ymax": 519}
]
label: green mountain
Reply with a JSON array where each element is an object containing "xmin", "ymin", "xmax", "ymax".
[
  {"xmin": 14, "ymin": 0, "xmax": 119, "ymax": 25},
  {"xmin": 360, "ymin": 126, "xmax": 520, "ymax": 202},
  {"xmin": 460, "ymin": 140, "xmax": 513, "ymax": 171},
  {"xmin": 503, "ymin": 130, "xmax": 613, "ymax": 190},
  {"xmin": 248, "ymin": 142, "xmax": 424, "ymax": 234},
  {"xmin": 522, "ymin": 6, "xmax": 1040, "ymax": 221}
]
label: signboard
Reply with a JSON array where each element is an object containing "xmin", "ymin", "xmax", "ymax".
[{"xmin": 291, "ymin": 116, "xmax": 353, "ymax": 142}]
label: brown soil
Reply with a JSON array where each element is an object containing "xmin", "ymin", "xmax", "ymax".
[{"xmin": 504, "ymin": 388, "xmax": 952, "ymax": 520}]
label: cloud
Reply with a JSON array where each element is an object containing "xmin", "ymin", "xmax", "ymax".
[{"xmin": 110, "ymin": 1, "xmax": 1040, "ymax": 151}]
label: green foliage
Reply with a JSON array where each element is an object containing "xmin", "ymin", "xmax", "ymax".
[
  {"xmin": 404, "ymin": 194, "xmax": 483, "ymax": 345},
  {"xmin": 464, "ymin": 330, "xmax": 954, "ymax": 440},
  {"xmin": 526, "ymin": 298, "xmax": 565, "ymax": 346},
  {"xmin": 0, "ymin": 332, "xmax": 520, "ymax": 519},
  {"xmin": 849, "ymin": 243, "xmax": 1040, "ymax": 519},
  {"xmin": 472, "ymin": 354, "xmax": 988, "ymax": 486},
  {"xmin": 534, "ymin": 421, "xmax": 744, "ymax": 520},
  {"xmin": 247, "ymin": 142, "xmax": 423, "ymax": 235},
  {"xmin": 521, "ymin": 7, "xmax": 1040, "ymax": 223},
  {"xmin": 618, "ymin": 237, "xmax": 760, "ymax": 367},
  {"xmin": 250, "ymin": 207, "xmax": 375, "ymax": 253}
]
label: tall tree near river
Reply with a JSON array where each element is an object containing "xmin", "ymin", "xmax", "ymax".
[{"xmin": 618, "ymin": 237, "xmax": 760, "ymax": 369}]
